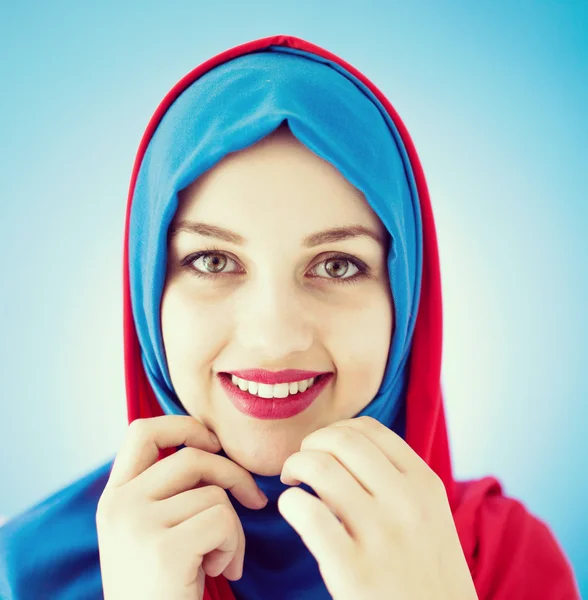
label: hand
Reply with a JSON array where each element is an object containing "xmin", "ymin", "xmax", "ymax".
[
  {"xmin": 96, "ymin": 416, "xmax": 268, "ymax": 600},
  {"xmin": 278, "ymin": 416, "xmax": 478, "ymax": 600}
]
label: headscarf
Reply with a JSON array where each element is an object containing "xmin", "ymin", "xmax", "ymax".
[
  {"xmin": 127, "ymin": 46, "xmax": 421, "ymax": 600},
  {"xmin": 0, "ymin": 34, "xmax": 579, "ymax": 600}
]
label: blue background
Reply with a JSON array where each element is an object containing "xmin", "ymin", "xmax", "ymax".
[{"xmin": 1, "ymin": 0, "xmax": 586, "ymax": 595}]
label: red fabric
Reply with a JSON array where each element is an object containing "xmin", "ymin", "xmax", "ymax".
[{"xmin": 121, "ymin": 35, "xmax": 580, "ymax": 599}]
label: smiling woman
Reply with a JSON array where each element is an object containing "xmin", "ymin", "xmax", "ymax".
[{"xmin": 0, "ymin": 34, "xmax": 580, "ymax": 600}]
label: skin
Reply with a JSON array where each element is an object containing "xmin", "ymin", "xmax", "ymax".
[
  {"xmin": 161, "ymin": 123, "xmax": 394, "ymax": 476},
  {"xmin": 279, "ymin": 417, "xmax": 479, "ymax": 599}
]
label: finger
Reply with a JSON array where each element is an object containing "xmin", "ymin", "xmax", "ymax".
[
  {"xmin": 281, "ymin": 449, "xmax": 370, "ymax": 537},
  {"xmin": 278, "ymin": 487, "xmax": 354, "ymax": 574},
  {"xmin": 156, "ymin": 486, "xmax": 246, "ymax": 580},
  {"xmin": 300, "ymin": 425, "xmax": 403, "ymax": 496},
  {"xmin": 131, "ymin": 446, "xmax": 268, "ymax": 509},
  {"xmin": 168, "ymin": 504, "xmax": 242, "ymax": 580},
  {"xmin": 202, "ymin": 548, "xmax": 237, "ymax": 579},
  {"xmin": 108, "ymin": 416, "xmax": 221, "ymax": 487},
  {"xmin": 331, "ymin": 416, "xmax": 429, "ymax": 473}
]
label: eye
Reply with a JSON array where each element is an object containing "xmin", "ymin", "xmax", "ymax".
[
  {"xmin": 310, "ymin": 256, "xmax": 360, "ymax": 280},
  {"xmin": 188, "ymin": 251, "xmax": 242, "ymax": 275}
]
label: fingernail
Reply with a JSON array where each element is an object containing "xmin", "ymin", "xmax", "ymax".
[
  {"xmin": 258, "ymin": 489, "xmax": 268, "ymax": 504},
  {"xmin": 209, "ymin": 431, "xmax": 220, "ymax": 445}
]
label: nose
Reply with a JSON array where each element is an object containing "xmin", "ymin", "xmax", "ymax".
[{"xmin": 233, "ymin": 276, "xmax": 314, "ymax": 361}]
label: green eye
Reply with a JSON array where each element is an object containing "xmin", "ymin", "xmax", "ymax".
[{"xmin": 199, "ymin": 253, "xmax": 228, "ymax": 273}]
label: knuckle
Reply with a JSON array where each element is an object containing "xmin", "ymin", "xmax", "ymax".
[
  {"xmin": 307, "ymin": 452, "xmax": 335, "ymax": 478},
  {"xmin": 214, "ymin": 502, "xmax": 235, "ymax": 523},
  {"xmin": 96, "ymin": 489, "xmax": 119, "ymax": 525},
  {"xmin": 330, "ymin": 425, "xmax": 357, "ymax": 448},
  {"xmin": 211, "ymin": 503, "xmax": 238, "ymax": 535},
  {"xmin": 177, "ymin": 445, "xmax": 201, "ymax": 461},
  {"xmin": 97, "ymin": 489, "xmax": 136, "ymax": 532},
  {"xmin": 432, "ymin": 472, "xmax": 448, "ymax": 495},
  {"xmin": 127, "ymin": 418, "xmax": 151, "ymax": 441},
  {"xmin": 204, "ymin": 484, "xmax": 229, "ymax": 504},
  {"xmin": 418, "ymin": 468, "xmax": 447, "ymax": 500},
  {"xmin": 429, "ymin": 472, "xmax": 446, "ymax": 496},
  {"xmin": 97, "ymin": 487, "xmax": 149, "ymax": 528}
]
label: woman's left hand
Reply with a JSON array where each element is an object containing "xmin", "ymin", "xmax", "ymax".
[{"xmin": 278, "ymin": 416, "xmax": 478, "ymax": 600}]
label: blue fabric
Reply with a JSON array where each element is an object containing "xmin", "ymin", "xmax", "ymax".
[
  {"xmin": 128, "ymin": 47, "xmax": 423, "ymax": 600},
  {"xmin": 0, "ymin": 460, "xmax": 112, "ymax": 599},
  {"xmin": 0, "ymin": 46, "xmax": 423, "ymax": 600}
]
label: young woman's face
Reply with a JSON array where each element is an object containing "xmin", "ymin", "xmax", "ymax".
[{"xmin": 161, "ymin": 126, "xmax": 393, "ymax": 476}]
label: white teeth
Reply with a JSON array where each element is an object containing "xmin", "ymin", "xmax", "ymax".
[
  {"xmin": 229, "ymin": 374, "xmax": 317, "ymax": 399},
  {"xmin": 273, "ymin": 383, "xmax": 290, "ymax": 398},
  {"xmin": 257, "ymin": 383, "xmax": 274, "ymax": 399}
]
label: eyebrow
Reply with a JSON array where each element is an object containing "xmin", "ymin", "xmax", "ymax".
[{"xmin": 168, "ymin": 221, "xmax": 388, "ymax": 250}]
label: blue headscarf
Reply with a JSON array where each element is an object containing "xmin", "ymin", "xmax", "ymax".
[{"xmin": 129, "ymin": 46, "xmax": 422, "ymax": 600}]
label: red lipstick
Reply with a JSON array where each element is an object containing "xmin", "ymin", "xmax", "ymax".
[
  {"xmin": 218, "ymin": 371, "xmax": 333, "ymax": 420},
  {"xmin": 224, "ymin": 369, "xmax": 328, "ymax": 385}
]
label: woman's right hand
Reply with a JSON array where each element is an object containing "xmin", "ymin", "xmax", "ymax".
[{"xmin": 96, "ymin": 415, "xmax": 268, "ymax": 600}]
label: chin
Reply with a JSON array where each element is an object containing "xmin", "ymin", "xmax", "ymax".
[{"xmin": 220, "ymin": 435, "xmax": 296, "ymax": 476}]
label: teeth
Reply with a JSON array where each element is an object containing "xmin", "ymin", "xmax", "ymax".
[{"xmin": 230, "ymin": 374, "xmax": 317, "ymax": 399}]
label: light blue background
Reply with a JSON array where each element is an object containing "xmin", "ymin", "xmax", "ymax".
[{"xmin": 1, "ymin": 0, "xmax": 586, "ymax": 595}]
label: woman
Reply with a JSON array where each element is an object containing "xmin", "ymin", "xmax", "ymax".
[{"xmin": 0, "ymin": 34, "xmax": 580, "ymax": 600}]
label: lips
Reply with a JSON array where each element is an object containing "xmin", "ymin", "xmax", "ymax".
[
  {"xmin": 223, "ymin": 369, "xmax": 329, "ymax": 385},
  {"xmin": 219, "ymin": 372, "xmax": 333, "ymax": 419}
]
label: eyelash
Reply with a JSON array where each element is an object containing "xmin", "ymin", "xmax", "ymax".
[{"xmin": 179, "ymin": 246, "xmax": 371, "ymax": 286}]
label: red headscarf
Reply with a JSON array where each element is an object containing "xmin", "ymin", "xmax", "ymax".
[{"xmin": 122, "ymin": 34, "xmax": 580, "ymax": 599}]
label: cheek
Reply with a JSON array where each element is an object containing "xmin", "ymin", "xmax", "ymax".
[
  {"xmin": 330, "ymin": 289, "xmax": 393, "ymax": 410},
  {"xmin": 160, "ymin": 285, "xmax": 228, "ymax": 390}
]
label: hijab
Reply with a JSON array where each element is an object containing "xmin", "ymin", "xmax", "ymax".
[
  {"xmin": 127, "ymin": 45, "xmax": 421, "ymax": 600},
  {"xmin": 0, "ymin": 34, "xmax": 579, "ymax": 600}
]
